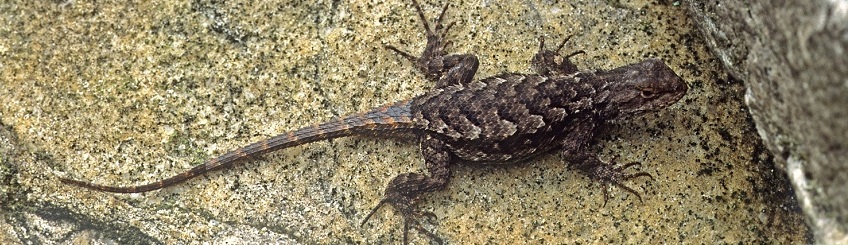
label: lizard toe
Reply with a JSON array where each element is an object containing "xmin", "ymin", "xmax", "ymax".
[
  {"xmin": 584, "ymin": 159, "xmax": 653, "ymax": 206},
  {"xmin": 361, "ymin": 192, "xmax": 443, "ymax": 244}
]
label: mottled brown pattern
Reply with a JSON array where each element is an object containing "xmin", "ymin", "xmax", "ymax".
[{"xmin": 60, "ymin": 0, "xmax": 687, "ymax": 243}]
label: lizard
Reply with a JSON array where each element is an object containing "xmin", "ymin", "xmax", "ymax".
[{"xmin": 59, "ymin": 0, "xmax": 688, "ymax": 243}]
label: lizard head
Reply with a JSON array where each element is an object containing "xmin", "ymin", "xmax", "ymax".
[{"xmin": 597, "ymin": 58, "xmax": 688, "ymax": 118}]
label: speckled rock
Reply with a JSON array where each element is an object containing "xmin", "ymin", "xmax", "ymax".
[
  {"xmin": 683, "ymin": 1, "xmax": 848, "ymax": 243},
  {"xmin": 1, "ymin": 0, "xmax": 807, "ymax": 243}
]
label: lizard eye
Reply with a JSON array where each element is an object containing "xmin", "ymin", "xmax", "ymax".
[{"xmin": 640, "ymin": 89, "xmax": 657, "ymax": 98}]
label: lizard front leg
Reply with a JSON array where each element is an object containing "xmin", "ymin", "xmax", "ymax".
[
  {"xmin": 560, "ymin": 117, "xmax": 653, "ymax": 206},
  {"xmin": 362, "ymin": 134, "xmax": 452, "ymax": 244},
  {"xmin": 386, "ymin": 0, "xmax": 479, "ymax": 88},
  {"xmin": 530, "ymin": 35, "xmax": 585, "ymax": 76}
]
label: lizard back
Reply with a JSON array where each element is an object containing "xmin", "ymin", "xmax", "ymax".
[
  {"xmin": 410, "ymin": 73, "xmax": 596, "ymax": 163},
  {"xmin": 410, "ymin": 59, "xmax": 687, "ymax": 164}
]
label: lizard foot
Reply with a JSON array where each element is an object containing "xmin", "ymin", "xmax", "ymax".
[
  {"xmin": 361, "ymin": 192, "xmax": 443, "ymax": 245},
  {"xmin": 581, "ymin": 159, "xmax": 653, "ymax": 207},
  {"xmin": 531, "ymin": 35, "xmax": 586, "ymax": 76},
  {"xmin": 385, "ymin": 0, "xmax": 455, "ymax": 82},
  {"xmin": 361, "ymin": 171, "xmax": 447, "ymax": 244}
]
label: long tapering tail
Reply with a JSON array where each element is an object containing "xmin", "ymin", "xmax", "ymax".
[{"xmin": 59, "ymin": 101, "xmax": 417, "ymax": 193}]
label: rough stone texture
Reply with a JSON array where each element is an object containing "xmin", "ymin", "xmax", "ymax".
[
  {"xmin": 1, "ymin": 0, "xmax": 808, "ymax": 243},
  {"xmin": 683, "ymin": 1, "xmax": 848, "ymax": 243}
]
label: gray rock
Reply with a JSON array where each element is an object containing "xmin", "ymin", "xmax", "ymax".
[{"xmin": 684, "ymin": 0, "xmax": 848, "ymax": 243}]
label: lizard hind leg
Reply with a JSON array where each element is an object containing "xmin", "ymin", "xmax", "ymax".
[
  {"xmin": 361, "ymin": 135, "xmax": 452, "ymax": 244},
  {"xmin": 385, "ymin": 0, "xmax": 480, "ymax": 88},
  {"xmin": 384, "ymin": 0, "xmax": 452, "ymax": 78}
]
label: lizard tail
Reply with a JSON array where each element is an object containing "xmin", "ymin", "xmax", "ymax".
[{"xmin": 59, "ymin": 100, "xmax": 418, "ymax": 193}]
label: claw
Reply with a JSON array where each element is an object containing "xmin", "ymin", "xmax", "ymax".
[
  {"xmin": 441, "ymin": 21, "xmax": 455, "ymax": 36},
  {"xmin": 420, "ymin": 210, "xmax": 438, "ymax": 224},
  {"xmin": 443, "ymin": 40, "xmax": 454, "ymax": 50},
  {"xmin": 384, "ymin": 45, "xmax": 417, "ymax": 62},
  {"xmin": 609, "ymin": 180, "xmax": 644, "ymax": 203},
  {"xmin": 363, "ymin": 197, "xmax": 443, "ymax": 245},
  {"xmin": 436, "ymin": 2, "xmax": 449, "ymax": 28},
  {"xmin": 402, "ymin": 219, "xmax": 442, "ymax": 245},
  {"xmin": 553, "ymin": 35, "xmax": 585, "ymax": 58},
  {"xmin": 583, "ymin": 160, "xmax": 653, "ymax": 207},
  {"xmin": 361, "ymin": 198, "xmax": 389, "ymax": 227},
  {"xmin": 411, "ymin": 220, "xmax": 444, "ymax": 245},
  {"xmin": 554, "ymin": 34, "xmax": 573, "ymax": 53},
  {"xmin": 624, "ymin": 172, "xmax": 653, "ymax": 181},
  {"xmin": 565, "ymin": 50, "xmax": 586, "ymax": 59},
  {"xmin": 411, "ymin": 0, "xmax": 433, "ymax": 35},
  {"xmin": 405, "ymin": 216, "xmax": 443, "ymax": 245},
  {"xmin": 615, "ymin": 162, "xmax": 642, "ymax": 171},
  {"xmin": 538, "ymin": 36, "xmax": 546, "ymax": 52}
]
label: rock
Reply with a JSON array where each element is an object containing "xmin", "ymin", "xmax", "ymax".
[{"xmin": 684, "ymin": 1, "xmax": 848, "ymax": 243}]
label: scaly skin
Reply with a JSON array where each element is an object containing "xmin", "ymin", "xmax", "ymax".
[
  {"xmin": 60, "ymin": 100, "xmax": 421, "ymax": 193},
  {"xmin": 61, "ymin": 0, "xmax": 688, "ymax": 243}
]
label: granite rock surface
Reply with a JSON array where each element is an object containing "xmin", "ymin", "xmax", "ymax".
[{"xmin": 684, "ymin": 1, "xmax": 848, "ymax": 243}]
